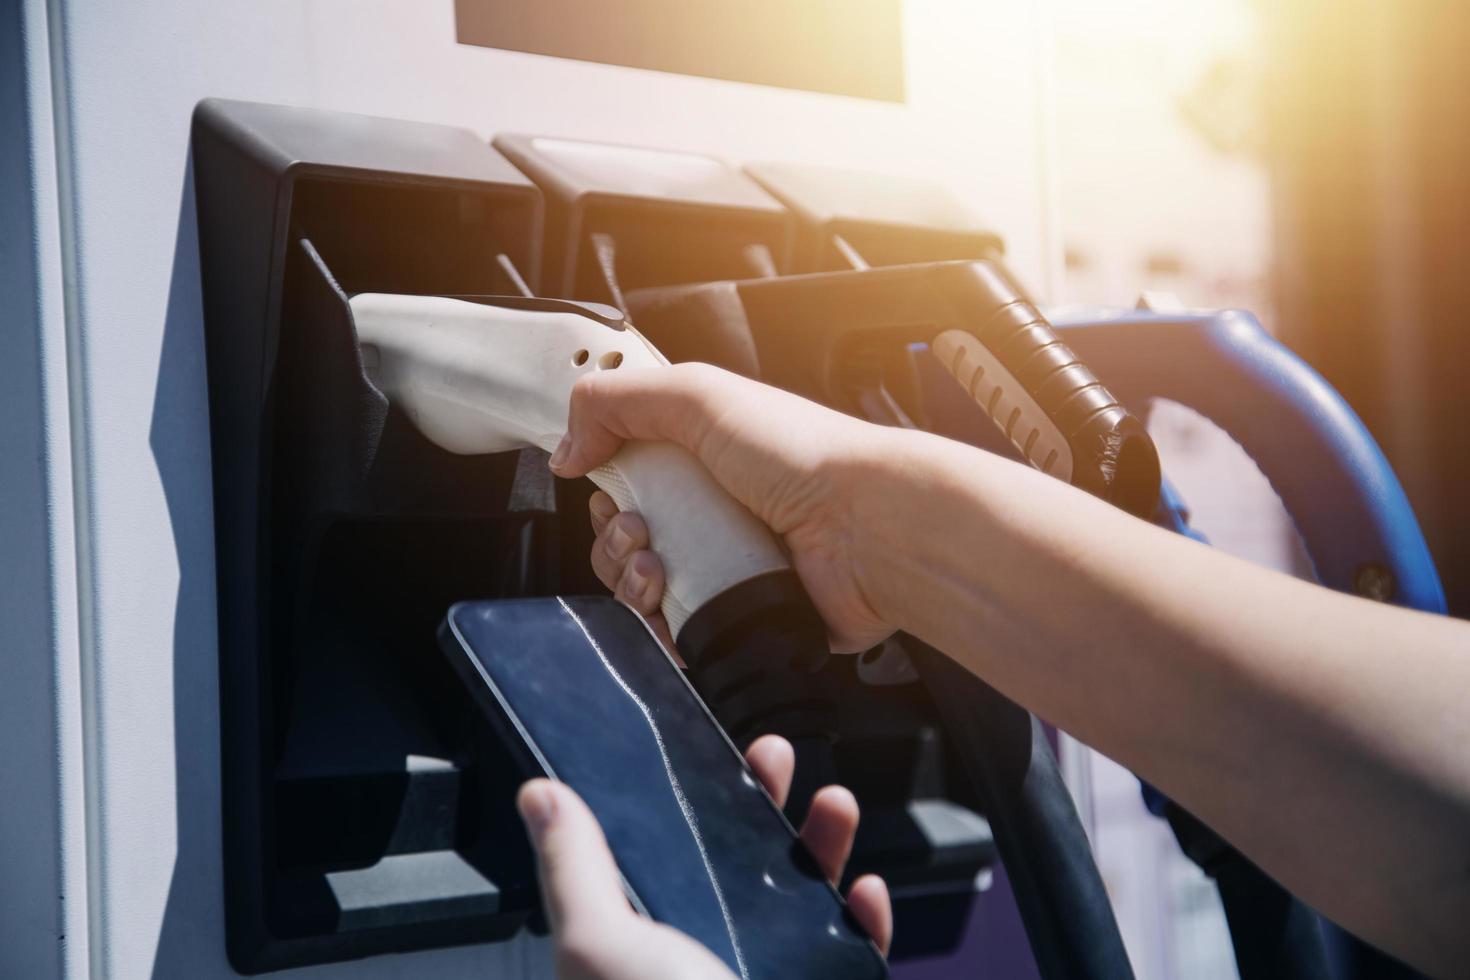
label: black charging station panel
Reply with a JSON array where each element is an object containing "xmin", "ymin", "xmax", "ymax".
[
  {"xmin": 193, "ymin": 104, "xmax": 1005, "ymax": 970},
  {"xmin": 192, "ymin": 99, "xmax": 550, "ymax": 973},
  {"xmin": 494, "ymin": 133, "xmax": 795, "ymax": 304},
  {"xmin": 745, "ymin": 161, "xmax": 1006, "ymax": 274}
]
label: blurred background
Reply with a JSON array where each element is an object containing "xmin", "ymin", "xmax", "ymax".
[{"xmin": 1045, "ymin": 1, "xmax": 1469, "ymax": 976}]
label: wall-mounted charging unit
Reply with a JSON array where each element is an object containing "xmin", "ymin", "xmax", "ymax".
[
  {"xmin": 191, "ymin": 99, "xmax": 550, "ymax": 973},
  {"xmin": 494, "ymin": 134, "xmax": 795, "ymax": 306},
  {"xmin": 745, "ymin": 161, "xmax": 1006, "ymax": 274}
]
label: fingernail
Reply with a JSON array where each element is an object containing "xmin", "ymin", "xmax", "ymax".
[
  {"xmin": 548, "ymin": 436, "xmax": 570, "ymax": 472},
  {"xmin": 605, "ymin": 524, "xmax": 634, "ymax": 560},
  {"xmin": 625, "ymin": 565, "xmax": 648, "ymax": 602},
  {"xmin": 518, "ymin": 781, "xmax": 558, "ymax": 841}
]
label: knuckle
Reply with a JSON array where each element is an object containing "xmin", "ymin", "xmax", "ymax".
[
  {"xmin": 608, "ymin": 510, "xmax": 648, "ymax": 545},
  {"xmin": 617, "ymin": 554, "xmax": 663, "ymax": 612},
  {"xmin": 567, "ymin": 371, "xmax": 601, "ymax": 414},
  {"xmin": 588, "ymin": 541, "xmax": 620, "ymax": 588},
  {"xmin": 614, "ymin": 566, "xmax": 643, "ymax": 605},
  {"xmin": 631, "ymin": 549, "xmax": 664, "ymax": 586},
  {"xmin": 675, "ymin": 361, "xmax": 722, "ymax": 385}
]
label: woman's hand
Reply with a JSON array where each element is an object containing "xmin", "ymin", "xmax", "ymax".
[
  {"xmin": 552, "ymin": 363, "xmax": 903, "ymax": 653},
  {"xmin": 518, "ymin": 735, "xmax": 892, "ymax": 980},
  {"xmin": 552, "ymin": 353, "xmax": 1470, "ymax": 978}
]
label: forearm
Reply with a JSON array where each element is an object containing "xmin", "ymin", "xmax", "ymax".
[{"xmin": 859, "ymin": 430, "xmax": 1470, "ymax": 975}]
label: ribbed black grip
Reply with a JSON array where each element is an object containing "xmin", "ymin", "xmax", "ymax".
[{"xmin": 942, "ymin": 262, "xmax": 1161, "ymax": 517}]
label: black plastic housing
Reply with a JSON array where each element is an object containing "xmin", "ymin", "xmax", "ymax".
[
  {"xmin": 494, "ymin": 134, "xmax": 794, "ymax": 305},
  {"xmin": 746, "ymin": 160, "xmax": 1007, "ymax": 274},
  {"xmin": 191, "ymin": 99, "xmax": 552, "ymax": 973}
]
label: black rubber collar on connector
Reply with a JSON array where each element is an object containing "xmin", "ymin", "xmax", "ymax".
[{"xmin": 676, "ymin": 570, "xmax": 835, "ymax": 746}]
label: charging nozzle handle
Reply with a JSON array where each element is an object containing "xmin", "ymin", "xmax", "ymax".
[
  {"xmin": 349, "ymin": 293, "xmax": 837, "ymax": 789},
  {"xmin": 582, "ymin": 442, "xmax": 789, "ymax": 638},
  {"xmin": 934, "ymin": 262, "xmax": 1161, "ymax": 518},
  {"xmin": 348, "ymin": 292, "xmax": 802, "ymax": 638}
]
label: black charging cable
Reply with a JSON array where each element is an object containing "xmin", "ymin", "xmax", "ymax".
[{"xmin": 904, "ymin": 637, "xmax": 1136, "ymax": 980}]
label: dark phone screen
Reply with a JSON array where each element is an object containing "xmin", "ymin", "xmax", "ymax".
[{"xmin": 442, "ymin": 596, "xmax": 887, "ymax": 980}]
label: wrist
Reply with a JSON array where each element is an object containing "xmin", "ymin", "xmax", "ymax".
[{"xmin": 841, "ymin": 428, "xmax": 967, "ymax": 633}]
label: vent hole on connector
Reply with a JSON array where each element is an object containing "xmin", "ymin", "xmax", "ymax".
[
  {"xmin": 571, "ymin": 349, "xmax": 589, "ymax": 366},
  {"xmin": 599, "ymin": 351, "xmax": 624, "ymax": 370}
]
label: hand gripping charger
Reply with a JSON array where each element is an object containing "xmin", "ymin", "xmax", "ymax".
[{"xmin": 350, "ymin": 293, "xmax": 833, "ymax": 761}]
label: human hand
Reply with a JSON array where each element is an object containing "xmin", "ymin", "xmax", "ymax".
[
  {"xmin": 552, "ymin": 363, "xmax": 903, "ymax": 653},
  {"xmin": 517, "ymin": 735, "xmax": 892, "ymax": 980}
]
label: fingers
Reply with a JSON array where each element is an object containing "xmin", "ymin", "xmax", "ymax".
[
  {"xmin": 519, "ymin": 781, "xmax": 744, "ymax": 980},
  {"xmin": 589, "ymin": 508, "xmax": 651, "ymax": 593},
  {"xmin": 519, "ymin": 762, "xmax": 892, "ymax": 966},
  {"xmin": 589, "ymin": 510, "xmax": 667, "ymax": 618},
  {"xmin": 552, "ymin": 364, "xmax": 727, "ymax": 479},
  {"xmin": 620, "ymin": 552, "xmax": 667, "ymax": 618},
  {"xmin": 517, "ymin": 779, "xmax": 633, "ymax": 938},
  {"xmin": 743, "ymin": 740, "xmax": 889, "ymax": 954},
  {"xmin": 800, "ymin": 785, "xmax": 861, "ymax": 886},
  {"xmin": 643, "ymin": 612, "xmax": 678, "ymax": 659},
  {"xmin": 588, "ymin": 495, "xmax": 679, "ymax": 656},
  {"xmin": 846, "ymin": 874, "xmax": 893, "ymax": 957},
  {"xmin": 747, "ymin": 747, "xmax": 889, "ymax": 957},
  {"xmin": 743, "ymin": 735, "xmax": 796, "ymax": 810},
  {"xmin": 589, "ymin": 490, "xmax": 619, "ymax": 535}
]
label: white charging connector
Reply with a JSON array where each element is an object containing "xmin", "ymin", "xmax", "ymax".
[{"xmin": 350, "ymin": 293, "xmax": 790, "ymax": 637}]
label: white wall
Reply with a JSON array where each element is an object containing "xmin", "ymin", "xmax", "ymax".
[
  {"xmin": 0, "ymin": 1, "xmax": 87, "ymax": 977},
  {"xmin": 17, "ymin": 1, "xmax": 1059, "ymax": 977}
]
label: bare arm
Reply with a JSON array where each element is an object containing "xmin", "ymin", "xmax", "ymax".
[
  {"xmin": 556, "ymin": 363, "xmax": 1470, "ymax": 977},
  {"xmin": 873, "ymin": 429, "xmax": 1470, "ymax": 976}
]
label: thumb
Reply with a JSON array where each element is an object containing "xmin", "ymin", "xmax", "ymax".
[{"xmin": 518, "ymin": 779, "xmax": 633, "ymax": 935}]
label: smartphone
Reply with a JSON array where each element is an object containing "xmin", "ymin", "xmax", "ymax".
[{"xmin": 438, "ymin": 596, "xmax": 889, "ymax": 980}]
